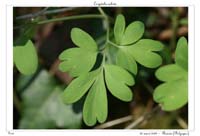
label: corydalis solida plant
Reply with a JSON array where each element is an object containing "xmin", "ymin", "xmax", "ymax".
[{"xmin": 59, "ymin": 13, "xmax": 164, "ymax": 126}]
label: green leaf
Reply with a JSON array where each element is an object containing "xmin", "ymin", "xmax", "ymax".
[
  {"xmin": 62, "ymin": 70, "xmax": 99, "ymax": 104},
  {"xmin": 155, "ymin": 64, "xmax": 187, "ymax": 82},
  {"xmin": 128, "ymin": 39, "xmax": 163, "ymax": 68},
  {"xmin": 115, "ymin": 39, "xmax": 163, "ymax": 74},
  {"xmin": 116, "ymin": 49, "xmax": 137, "ymax": 75},
  {"xmin": 83, "ymin": 71, "xmax": 107, "ymax": 126},
  {"xmin": 62, "ymin": 68, "xmax": 108, "ymax": 126},
  {"xmin": 59, "ymin": 48, "xmax": 97, "ymax": 77},
  {"xmin": 121, "ymin": 21, "xmax": 144, "ymax": 45},
  {"xmin": 71, "ymin": 28, "xmax": 97, "ymax": 51},
  {"xmin": 153, "ymin": 79, "xmax": 188, "ymax": 111},
  {"xmin": 14, "ymin": 40, "xmax": 38, "ymax": 75},
  {"xmin": 19, "ymin": 70, "xmax": 82, "ymax": 129},
  {"xmin": 104, "ymin": 65, "xmax": 134, "ymax": 101},
  {"xmin": 153, "ymin": 37, "xmax": 188, "ymax": 111},
  {"xmin": 175, "ymin": 37, "xmax": 188, "ymax": 70},
  {"xmin": 114, "ymin": 14, "xmax": 125, "ymax": 45},
  {"xmin": 113, "ymin": 15, "xmax": 163, "ymax": 72}
]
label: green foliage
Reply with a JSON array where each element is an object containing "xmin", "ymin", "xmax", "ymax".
[
  {"xmin": 19, "ymin": 70, "xmax": 82, "ymax": 129},
  {"xmin": 62, "ymin": 70, "xmax": 99, "ymax": 104},
  {"xmin": 59, "ymin": 13, "xmax": 164, "ymax": 126},
  {"xmin": 83, "ymin": 70, "xmax": 107, "ymax": 126},
  {"xmin": 114, "ymin": 14, "xmax": 163, "ymax": 75},
  {"xmin": 175, "ymin": 37, "xmax": 188, "ymax": 70},
  {"xmin": 71, "ymin": 28, "xmax": 98, "ymax": 51},
  {"xmin": 104, "ymin": 65, "xmax": 135, "ymax": 101},
  {"xmin": 13, "ymin": 40, "xmax": 38, "ymax": 75},
  {"xmin": 153, "ymin": 37, "xmax": 188, "ymax": 111},
  {"xmin": 59, "ymin": 48, "xmax": 97, "ymax": 77},
  {"xmin": 114, "ymin": 14, "xmax": 125, "ymax": 45},
  {"xmin": 59, "ymin": 28, "xmax": 98, "ymax": 77},
  {"xmin": 114, "ymin": 14, "xmax": 144, "ymax": 45},
  {"xmin": 13, "ymin": 7, "xmax": 189, "ymax": 129}
]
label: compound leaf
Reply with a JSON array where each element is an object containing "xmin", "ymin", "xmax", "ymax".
[
  {"xmin": 62, "ymin": 70, "xmax": 99, "ymax": 104},
  {"xmin": 83, "ymin": 71, "xmax": 107, "ymax": 126},
  {"xmin": 175, "ymin": 37, "xmax": 188, "ymax": 70},
  {"xmin": 104, "ymin": 65, "xmax": 134, "ymax": 101},
  {"xmin": 71, "ymin": 28, "xmax": 97, "ymax": 51},
  {"xmin": 128, "ymin": 39, "xmax": 163, "ymax": 68},
  {"xmin": 14, "ymin": 40, "xmax": 38, "ymax": 75},
  {"xmin": 114, "ymin": 14, "xmax": 125, "ymax": 45},
  {"xmin": 121, "ymin": 21, "xmax": 144, "ymax": 45},
  {"xmin": 59, "ymin": 48, "xmax": 97, "ymax": 77},
  {"xmin": 153, "ymin": 37, "xmax": 188, "ymax": 111}
]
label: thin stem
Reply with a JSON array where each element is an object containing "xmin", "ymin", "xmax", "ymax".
[
  {"xmin": 176, "ymin": 116, "xmax": 188, "ymax": 129},
  {"xmin": 98, "ymin": 7, "xmax": 110, "ymax": 42},
  {"xmin": 16, "ymin": 7, "xmax": 49, "ymax": 20},
  {"xmin": 98, "ymin": 7, "xmax": 107, "ymax": 17},
  {"xmin": 16, "ymin": 7, "xmax": 78, "ymax": 20},
  {"xmin": 108, "ymin": 40, "xmax": 120, "ymax": 48},
  {"xmin": 170, "ymin": 8, "xmax": 179, "ymax": 52},
  {"xmin": 125, "ymin": 105, "xmax": 161, "ymax": 129},
  {"xmin": 37, "ymin": 14, "xmax": 104, "ymax": 25},
  {"xmin": 95, "ymin": 115, "xmax": 132, "ymax": 129},
  {"xmin": 102, "ymin": 52, "xmax": 106, "ymax": 67},
  {"xmin": 142, "ymin": 81, "xmax": 154, "ymax": 94},
  {"xmin": 125, "ymin": 116, "xmax": 145, "ymax": 129}
]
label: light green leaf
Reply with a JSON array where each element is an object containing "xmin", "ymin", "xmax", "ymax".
[
  {"xmin": 114, "ymin": 14, "xmax": 125, "ymax": 45},
  {"xmin": 116, "ymin": 49, "xmax": 137, "ymax": 75},
  {"xmin": 19, "ymin": 70, "xmax": 82, "ymax": 129},
  {"xmin": 121, "ymin": 21, "xmax": 144, "ymax": 45},
  {"xmin": 155, "ymin": 64, "xmax": 187, "ymax": 82},
  {"xmin": 14, "ymin": 40, "xmax": 38, "ymax": 75},
  {"xmin": 128, "ymin": 39, "xmax": 163, "ymax": 68},
  {"xmin": 153, "ymin": 37, "xmax": 188, "ymax": 111},
  {"xmin": 175, "ymin": 37, "xmax": 188, "ymax": 70},
  {"xmin": 59, "ymin": 48, "xmax": 97, "ymax": 77},
  {"xmin": 71, "ymin": 28, "xmax": 97, "ymax": 51},
  {"xmin": 62, "ymin": 70, "xmax": 99, "ymax": 104},
  {"xmin": 153, "ymin": 79, "xmax": 188, "ymax": 111},
  {"xmin": 83, "ymin": 71, "xmax": 107, "ymax": 126},
  {"xmin": 104, "ymin": 65, "xmax": 134, "ymax": 101}
]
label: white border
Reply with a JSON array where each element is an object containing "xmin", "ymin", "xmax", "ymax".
[
  {"xmin": 1, "ymin": 0, "xmax": 199, "ymax": 136},
  {"xmin": 6, "ymin": 5, "xmax": 13, "ymax": 132},
  {"xmin": 188, "ymin": 5, "xmax": 195, "ymax": 131},
  {"xmin": 3, "ymin": 0, "xmax": 197, "ymax": 7}
]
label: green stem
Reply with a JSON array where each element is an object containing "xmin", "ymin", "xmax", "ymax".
[
  {"xmin": 108, "ymin": 40, "xmax": 120, "ymax": 48},
  {"xmin": 37, "ymin": 14, "xmax": 105, "ymax": 25},
  {"xmin": 98, "ymin": 7, "xmax": 110, "ymax": 42},
  {"xmin": 102, "ymin": 52, "xmax": 106, "ymax": 67},
  {"xmin": 170, "ymin": 8, "xmax": 179, "ymax": 52}
]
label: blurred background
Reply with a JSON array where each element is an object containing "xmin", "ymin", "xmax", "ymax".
[{"xmin": 13, "ymin": 7, "xmax": 188, "ymax": 129}]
